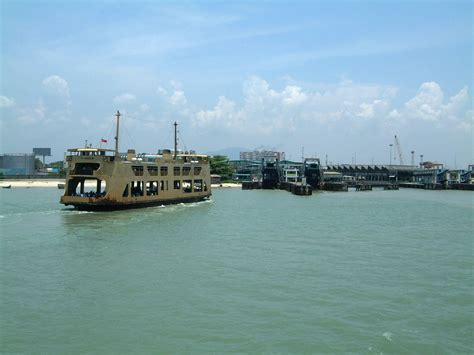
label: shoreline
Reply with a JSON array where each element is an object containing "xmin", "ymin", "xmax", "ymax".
[
  {"xmin": 1, "ymin": 179, "xmax": 66, "ymax": 188},
  {"xmin": 0, "ymin": 179, "xmax": 242, "ymax": 189}
]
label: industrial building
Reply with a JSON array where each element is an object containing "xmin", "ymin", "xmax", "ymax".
[
  {"xmin": 0, "ymin": 153, "xmax": 36, "ymax": 176},
  {"xmin": 230, "ymin": 159, "xmax": 302, "ymax": 181},
  {"xmin": 239, "ymin": 150, "xmax": 285, "ymax": 162}
]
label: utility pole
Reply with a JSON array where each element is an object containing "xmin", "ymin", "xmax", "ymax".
[{"xmin": 389, "ymin": 144, "xmax": 393, "ymax": 166}]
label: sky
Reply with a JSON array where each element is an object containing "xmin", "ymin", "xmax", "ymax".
[{"xmin": 0, "ymin": 0, "xmax": 472, "ymax": 167}]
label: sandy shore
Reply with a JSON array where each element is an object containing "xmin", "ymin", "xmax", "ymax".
[
  {"xmin": 1, "ymin": 179, "xmax": 242, "ymax": 189},
  {"xmin": 1, "ymin": 179, "xmax": 67, "ymax": 188}
]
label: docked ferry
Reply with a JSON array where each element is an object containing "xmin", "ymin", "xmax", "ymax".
[{"xmin": 60, "ymin": 111, "xmax": 211, "ymax": 211}]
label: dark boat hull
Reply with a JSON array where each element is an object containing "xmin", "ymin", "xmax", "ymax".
[{"xmin": 65, "ymin": 194, "xmax": 211, "ymax": 211}]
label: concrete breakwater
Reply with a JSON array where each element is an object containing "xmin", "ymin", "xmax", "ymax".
[
  {"xmin": 399, "ymin": 182, "xmax": 474, "ymax": 191},
  {"xmin": 242, "ymin": 180, "xmax": 312, "ymax": 196}
]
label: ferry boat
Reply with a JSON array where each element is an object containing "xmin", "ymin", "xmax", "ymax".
[
  {"xmin": 60, "ymin": 111, "xmax": 211, "ymax": 211},
  {"xmin": 304, "ymin": 158, "xmax": 322, "ymax": 189},
  {"xmin": 262, "ymin": 161, "xmax": 280, "ymax": 189}
]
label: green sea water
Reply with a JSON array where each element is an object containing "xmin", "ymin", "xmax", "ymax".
[{"xmin": 0, "ymin": 187, "xmax": 472, "ymax": 353}]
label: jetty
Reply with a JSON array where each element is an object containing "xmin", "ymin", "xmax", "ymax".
[{"xmin": 280, "ymin": 181, "xmax": 312, "ymax": 196}]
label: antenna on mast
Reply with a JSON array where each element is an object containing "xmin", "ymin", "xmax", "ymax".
[
  {"xmin": 174, "ymin": 122, "xmax": 178, "ymax": 159},
  {"xmin": 114, "ymin": 110, "xmax": 121, "ymax": 157}
]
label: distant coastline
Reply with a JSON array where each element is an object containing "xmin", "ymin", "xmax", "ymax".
[{"xmin": 0, "ymin": 179, "xmax": 241, "ymax": 189}]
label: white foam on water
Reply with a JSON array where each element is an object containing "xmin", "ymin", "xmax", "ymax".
[
  {"xmin": 68, "ymin": 210, "xmax": 95, "ymax": 214},
  {"xmin": 382, "ymin": 332, "xmax": 393, "ymax": 341},
  {"xmin": 0, "ymin": 215, "xmax": 4, "ymax": 219}
]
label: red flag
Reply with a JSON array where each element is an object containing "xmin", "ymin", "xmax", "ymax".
[{"xmin": 101, "ymin": 138, "xmax": 107, "ymax": 143}]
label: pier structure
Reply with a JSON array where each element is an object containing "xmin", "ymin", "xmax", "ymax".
[
  {"xmin": 325, "ymin": 164, "xmax": 419, "ymax": 186},
  {"xmin": 239, "ymin": 160, "xmax": 474, "ymax": 192}
]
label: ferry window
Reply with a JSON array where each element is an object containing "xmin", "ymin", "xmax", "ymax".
[
  {"xmin": 67, "ymin": 178, "xmax": 106, "ymax": 197},
  {"xmin": 160, "ymin": 167, "xmax": 168, "ymax": 176},
  {"xmin": 174, "ymin": 167, "xmax": 180, "ymax": 176},
  {"xmin": 203, "ymin": 181, "xmax": 208, "ymax": 192},
  {"xmin": 166, "ymin": 181, "xmax": 169, "ymax": 190},
  {"xmin": 193, "ymin": 167, "xmax": 202, "ymax": 175},
  {"xmin": 147, "ymin": 166, "xmax": 158, "ymax": 176},
  {"xmin": 182, "ymin": 167, "xmax": 191, "ymax": 176},
  {"xmin": 132, "ymin": 166, "xmax": 144, "ymax": 176},
  {"xmin": 74, "ymin": 163, "xmax": 100, "ymax": 175},
  {"xmin": 146, "ymin": 181, "xmax": 159, "ymax": 196},
  {"xmin": 193, "ymin": 179, "xmax": 203, "ymax": 192},
  {"xmin": 131, "ymin": 181, "xmax": 144, "ymax": 196},
  {"xmin": 182, "ymin": 180, "xmax": 192, "ymax": 193},
  {"xmin": 67, "ymin": 178, "xmax": 82, "ymax": 196},
  {"xmin": 160, "ymin": 181, "xmax": 164, "ymax": 191},
  {"xmin": 173, "ymin": 180, "xmax": 181, "ymax": 189},
  {"xmin": 122, "ymin": 184, "xmax": 129, "ymax": 197}
]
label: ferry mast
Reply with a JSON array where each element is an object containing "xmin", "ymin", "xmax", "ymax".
[
  {"xmin": 174, "ymin": 121, "xmax": 178, "ymax": 160},
  {"xmin": 114, "ymin": 110, "xmax": 121, "ymax": 157}
]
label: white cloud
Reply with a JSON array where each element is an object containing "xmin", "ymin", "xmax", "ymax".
[
  {"xmin": 356, "ymin": 99, "xmax": 391, "ymax": 120},
  {"xmin": 16, "ymin": 100, "xmax": 47, "ymax": 124},
  {"xmin": 442, "ymin": 86, "xmax": 469, "ymax": 121},
  {"xmin": 0, "ymin": 95, "xmax": 15, "ymax": 108},
  {"xmin": 387, "ymin": 109, "xmax": 401, "ymax": 119},
  {"xmin": 169, "ymin": 80, "xmax": 182, "ymax": 90},
  {"xmin": 154, "ymin": 77, "xmax": 470, "ymax": 146},
  {"xmin": 402, "ymin": 82, "xmax": 469, "ymax": 124},
  {"xmin": 195, "ymin": 96, "xmax": 241, "ymax": 127},
  {"xmin": 191, "ymin": 76, "xmax": 398, "ymax": 134},
  {"xmin": 42, "ymin": 75, "xmax": 70, "ymax": 98},
  {"xmin": 282, "ymin": 86, "xmax": 307, "ymax": 105},
  {"xmin": 157, "ymin": 82, "xmax": 188, "ymax": 108},
  {"xmin": 113, "ymin": 93, "xmax": 136, "ymax": 104},
  {"xmin": 405, "ymin": 82, "xmax": 444, "ymax": 121},
  {"xmin": 157, "ymin": 86, "xmax": 168, "ymax": 96},
  {"xmin": 455, "ymin": 109, "xmax": 473, "ymax": 132},
  {"xmin": 169, "ymin": 91, "xmax": 187, "ymax": 106}
]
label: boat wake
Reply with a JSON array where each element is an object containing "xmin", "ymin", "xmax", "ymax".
[{"xmin": 382, "ymin": 332, "xmax": 393, "ymax": 341}]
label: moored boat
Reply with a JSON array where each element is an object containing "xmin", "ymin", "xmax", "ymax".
[
  {"xmin": 60, "ymin": 111, "xmax": 211, "ymax": 211},
  {"xmin": 304, "ymin": 158, "xmax": 322, "ymax": 189}
]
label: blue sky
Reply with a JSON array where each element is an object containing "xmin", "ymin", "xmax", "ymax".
[{"xmin": 1, "ymin": 0, "xmax": 472, "ymax": 166}]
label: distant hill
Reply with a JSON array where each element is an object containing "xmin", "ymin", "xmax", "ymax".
[{"xmin": 206, "ymin": 147, "xmax": 249, "ymax": 160}]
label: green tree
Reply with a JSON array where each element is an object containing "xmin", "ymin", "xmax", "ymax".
[
  {"xmin": 49, "ymin": 160, "xmax": 64, "ymax": 169},
  {"xmin": 48, "ymin": 160, "xmax": 66, "ymax": 177},
  {"xmin": 210, "ymin": 155, "xmax": 234, "ymax": 180},
  {"xmin": 35, "ymin": 158, "xmax": 43, "ymax": 170}
]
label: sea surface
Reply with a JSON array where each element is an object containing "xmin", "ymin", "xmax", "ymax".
[{"xmin": 0, "ymin": 187, "xmax": 472, "ymax": 353}]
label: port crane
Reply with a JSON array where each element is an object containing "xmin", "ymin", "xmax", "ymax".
[{"xmin": 393, "ymin": 135, "xmax": 405, "ymax": 165}]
